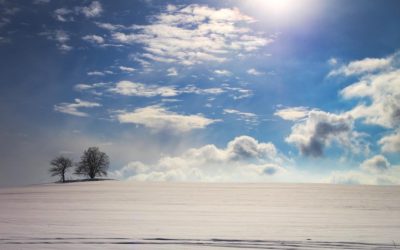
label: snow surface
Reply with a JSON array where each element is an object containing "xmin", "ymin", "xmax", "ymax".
[{"xmin": 0, "ymin": 181, "xmax": 400, "ymax": 249}]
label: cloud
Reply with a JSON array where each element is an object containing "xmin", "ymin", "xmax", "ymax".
[
  {"xmin": 82, "ymin": 34, "xmax": 104, "ymax": 44},
  {"xmin": 327, "ymin": 156, "xmax": 399, "ymax": 185},
  {"xmin": 54, "ymin": 99, "xmax": 101, "ymax": 117},
  {"xmin": 274, "ymin": 106, "xmax": 310, "ymax": 121},
  {"xmin": 107, "ymin": 80, "xmax": 228, "ymax": 98},
  {"xmin": 87, "ymin": 70, "xmax": 113, "ymax": 76},
  {"xmin": 285, "ymin": 110, "xmax": 365, "ymax": 157},
  {"xmin": 106, "ymin": 4, "xmax": 271, "ymax": 65},
  {"xmin": 360, "ymin": 155, "xmax": 390, "ymax": 174},
  {"xmin": 53, "ymin": 8, "xmax": 74, "ymax": 22},
  {"xmin": 53, "ymin": 1, "xmax": 103, "ymax": 22},
  {"xmin": 116, "ymin": 105, "xmax": 218, "ymax": 132},
  {"xmin": 109, "ymin": 80, "xmax": 178, "ymax": 97},
  {"xmin": 341, "ymin": 69, "xmax": 400, "ymax": 128},
  {"xmin": 110, "ymin": 135, "xmax": 286, "ymax": 181},
  {"xmin": 379, "ymin": 129, "xmax": 400, "ymax": 153},
  {"xmin": 214, "ymin": 69, "xmax": 232, "ymax": 76},
  {"xmin": 95, "ymin": 22, "xmax": 125, "ymax": 31},
  {"xmin": 119, "ymin": 66, "xmax": 136, "ymax": 73},
  {"xmin": 247, "ymin": 68, "xmax": 264, "ymax": 76},
  {"xmin": 81, "ymin": 1, "xmax": 103, "ymax": 18},
  {"xmin": 329, "ymin": 56, "xmax": 392, "ymax": 76},
  {"xmin": 44, "ymin": 30, "xmax": 72, "ymax": 52},
  {"xmin": 167, "ymin": 67, "xmax": 178, "ymax": 76},
  {"xmin": 223, "ymin": 109, "xmax": 258, "ymax": 125}
]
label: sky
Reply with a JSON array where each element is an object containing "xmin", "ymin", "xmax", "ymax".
[{"xmin": 0, "ymin": 0, "xmax": 400, "ymax": 187}]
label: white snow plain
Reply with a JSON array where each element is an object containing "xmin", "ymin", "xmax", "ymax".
[{"xmin": 0, "ymin": 181, "xmax": 399, "ymax": 249}]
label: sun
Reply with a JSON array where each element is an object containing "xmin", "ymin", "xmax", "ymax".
[{"xmin": 242, "ymin": 0, "xmax": 311, "ymax": 24}]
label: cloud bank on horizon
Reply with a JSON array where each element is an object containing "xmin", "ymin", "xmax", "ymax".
[{"xmin": 0, "ymin": 0, "xmax": 400, "ymax": 186}]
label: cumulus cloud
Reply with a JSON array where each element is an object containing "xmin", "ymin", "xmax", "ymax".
[
  {"xmin": 327, "ymin": 156, "xmax": 399, "ymax": 185},
  {"xmin": 274, "ymin": 106, "xmax": 310, "ymax": 121},
  {"xmin": 379, "ymin": 129, "xmax": 400, "ymax": 153},
  {"xmin": 82, "ymin": 34, "xmax": 104, "ymax": 44},
  {"xmin": 329, "ymin": 56, "xmax": 392, "ymax": 76},
  {"xmin": 284, "ymin": 110, "xmax": 365, "ymax": 157},
  {"xmin": 360, "ymin": 155, "xmax": 390, "ymax": 174},
  {"xmin": 341, "ymin": 69, "xmax": 400, "ymax": 128},
  {"xmin": 116, "ymin": 105, "xmax": 218, "ymax": 132},
  {"xmin": 104, "ymin": 4, "xmax": 271, "ymax": 65},
  {"xmin": 110, "ymin": 135, "xmax": 286, "ymax": 181},
  {"xmin": 81, "ymin": 1, "xmax": 103, "ymax": 18},
  {"xmin": 247, "ymin": 68, "xmax": 264, "ymax": 76},
  {"xmin": 54, "ymin": 99, "xmax": 101, "ymax": 117}
]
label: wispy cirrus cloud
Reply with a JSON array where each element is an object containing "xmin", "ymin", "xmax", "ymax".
[
  {"xmin": 98, "ymin": 4, "xmax": 272, "ymax": 65},
  {"xmin": 54, "ymin": 99, "xmax": 101, "ymax": 117},
  {"xmin": 223, "ymin": 109, "xmax": 258, "ymax": 125},
  {"xmin": 116, "ymin": 105, "xmax": 218, "ymax": 132}
]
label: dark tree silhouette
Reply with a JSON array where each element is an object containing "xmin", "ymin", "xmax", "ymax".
[
  {"xmin": 75, "ymin": 147, "xmax": 109, "ymax": 179},
  {"xmin": 49, "ymin": 156, "xmax": 73, "ymax": 183}
]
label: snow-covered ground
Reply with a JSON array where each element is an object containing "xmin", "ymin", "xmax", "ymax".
[{"xmin": 0, "ymin": 181, "xmax": 399, "ymax": 249}]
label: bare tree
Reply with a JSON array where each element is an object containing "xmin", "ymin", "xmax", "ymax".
[
  {"xmin": 49, "ymin": 156, "xmax": 73, "ymax": 183},
  {"xmin": 75, "ymin": 147, "xmax": 109, "ymax": 179}
]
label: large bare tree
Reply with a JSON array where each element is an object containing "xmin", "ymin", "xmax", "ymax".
[
  {"xmin": 49, "ymin": 156, "xmax": 73, "ymax": 183},
  {"xmin": 75, "ymin": 147, "xmax": 109, "ymax": 179}
]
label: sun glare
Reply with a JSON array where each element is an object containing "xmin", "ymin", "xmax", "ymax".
[{"xmin": 243, "ymin": 0, "xmax": 311, "ymax": 24}]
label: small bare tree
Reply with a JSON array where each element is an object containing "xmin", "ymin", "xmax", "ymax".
[
  {"xmin": 75, "ymin": 147, "xmax": 109, "ymax": 179},
  {"xmin": 49, "ymin": 156, "xmax": 73, "ymax": 183}
]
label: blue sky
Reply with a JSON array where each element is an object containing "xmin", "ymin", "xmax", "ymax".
[{"xmin": 1, "ymin": 0, "xmax": 400, "ymax": 186}]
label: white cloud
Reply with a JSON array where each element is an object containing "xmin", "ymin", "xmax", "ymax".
[
  {"xmin": 110, "ymin": 135, "xmax": 286, "ymax": 181},
  {"xmin": 247, "ymin": 68, "xmax": 264, "ymax": 76},
  {"xmin": 274, "ymin": 106, "xmax": 310, "ymax": 121},
  {"xmin": 110, "ymin": 80, "xmax": 178, "ymax": 97},
  {"xmin": 108, "ymin": 80, "xmax": 227, "ymax": 98},
  {"xmin": 223, "ymin": 109, "xmax": 258, "ymax": 125},
  {"xmin": 82, "ymin": 34, "xmax": 104, "ymax": 44},
  {"xmin": 87, "ymin": 71, "xmax": 105, "ymax": 76},
  {"xmin": 54, "ymin": 99, "xmax": 101, "ymax": 117},
  {"xmin": 81, "ymin": 1, "xmax": 103, "ymax": 18},
  {"xmin": 116, "ymin": 105, "xmax": 217, "ymax": 132},
  {"xmin": 379, "ymin": 129, "xmax": 400, "ymax": 153},
  {"xmin": 285, "ymin": 110, "xmax": 367, "ymax": 157},
  {"xmin": 341, "ymin": 69, "xmax": 400, "ymax": 128},
  {"xmin": 167, "ymin": 67, "xmax": 178, "ymax": 76},
  {"xmin": 95, "ymin": 22, "xmax": 125, "ymax": 31},
  {"xmin": 73, "ymin": 82, "xmax": 107, "ymax": 96},
  {"xmin": 360, "ymin": 155, "xmax": 390, "ymax": 174},
  {"xmin": 53, "ymin": 1, "xmax": 103, "ymax": 22},
  {"xmin": 47, "ymin": 30, "xmax": 73, "ymax": 51},
  {"xmin": 53, "ymin": 8, "xmax": 73, "ymax": 22},
  {"xmin": 108, "ymin": 4, "xmax": 272, "ymax": 65},
  {"xmin": 119, "ymin": 66, "xmax": 136, "ymax": 73},
  {"xmin": 214, "ymin": 69, "xmax": 232, "ymax": 76},
  {"xmin": 329, "ymin": 56, "xmax": 392, "ymax": 76}
]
